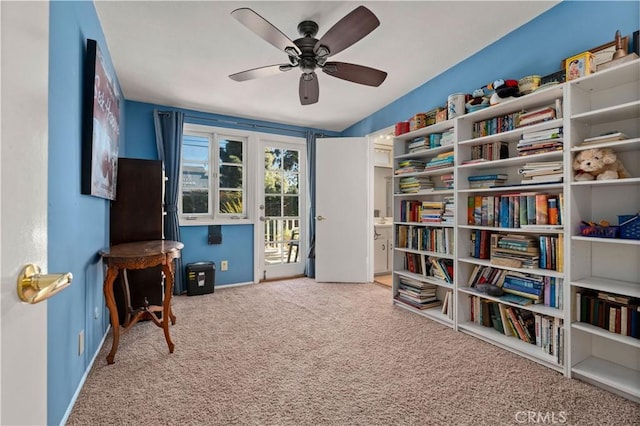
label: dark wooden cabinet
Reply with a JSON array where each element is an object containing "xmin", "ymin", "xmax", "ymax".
[{"xmin": 110, "ymin": 158, "xmax": 164, "ymax": 324}]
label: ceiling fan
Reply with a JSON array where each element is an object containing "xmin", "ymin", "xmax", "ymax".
[{"xmin": 229, "ymin": 6, "xmax": 388, "ymax": 105}]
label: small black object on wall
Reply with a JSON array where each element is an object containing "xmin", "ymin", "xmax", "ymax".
[
  {"xmin": 208, "ymin": 225, "xmax": 222, "ymax": 244},
  {"xmin": 634, "ymin": 30, "xmax": 639, "ymax": 56}
]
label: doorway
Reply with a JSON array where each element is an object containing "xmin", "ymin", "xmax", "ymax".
[{"xmin": 257, "ymin": 135, "xmax": 307, "ymax": 281}]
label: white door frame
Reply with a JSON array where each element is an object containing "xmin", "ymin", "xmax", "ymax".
[
  {"xmin": 253, "ymin": 134, "xmax": 307, "ymax": 282},
  {"xmin": 1, "ymin": 1, "xmax": 50, "ymax": 424}
]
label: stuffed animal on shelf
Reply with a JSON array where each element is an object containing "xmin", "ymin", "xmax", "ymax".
[
  {"xmin": 466, "ymin": 87, "xmax": 490, "ymax": 112},
  {"xmin": 572, "ymin": 148, "xmax": 631, "ymax": 181},
  {"xmin": 487, "ymin": 79, "xmax": 520, "ymax": 105}
]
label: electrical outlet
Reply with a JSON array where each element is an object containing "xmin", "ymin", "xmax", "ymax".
[
  {"xmin": 221, "ymin": 260, "xmax": 228, "ymax": 271},
  {"xmin": 78, "ymin": 330, "xmax": 84, "ymax": 356}
]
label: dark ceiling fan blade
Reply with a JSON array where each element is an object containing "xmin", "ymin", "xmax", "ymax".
[
  {"xmin": 231, "ymin": 8, "xmax": 300, "ymax": 56},
  {"xmin": 229, "ymin": 64, "xmax": 293, "ymax": 82},
  {"xmin": 314, "ymin": 6, "xmax": 379, "ymax": 57},
  {"xmin": 299, "ymin": 73, "xmax": 319, "ymax": 105},
  {"xmin": 322, "ymin": 62, "xmax": 387, "ymax": 87}
]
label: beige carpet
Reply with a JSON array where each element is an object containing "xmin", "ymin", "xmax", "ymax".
[{"xmin": 67, "ymin": 278, "xmax": 639, "ymax": 425}]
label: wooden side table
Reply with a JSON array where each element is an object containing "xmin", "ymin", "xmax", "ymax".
[{"xmin": 99, "ymin": 240, "xmax": 184, "ymax": 364}]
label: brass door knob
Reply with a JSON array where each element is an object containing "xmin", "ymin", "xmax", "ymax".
[{"xmin": 17, "ymin": 264, "xmax": 72, "ymax": 304}]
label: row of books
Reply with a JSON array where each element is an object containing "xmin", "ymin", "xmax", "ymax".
[
  {"xmin": 404, "ymin": 252, "xmax": 453, "ymax": 283},
  {"xmin": 468, "ymin": 264, "xmax": 563, "ymax": 308},
  {"xmin": 441, "ymin": 290, "xmax": 454, "ymax": 320},
  {"xmin": 517, "ymin": 127, "xmax": 564, "ymax": 157},
  {"xmin": 467, "ymin": 192, "xmax": 563, "ymax": 228},
  {"xmin": 469, "ymin": 231, "xmax": 563, "ymax": 273},
  {"xmin": 469, "ymin": 296, "xmax": 564, "ymax": 363},
  {"xmin": 575, "ymin": 290, "xmax": 639, "ymax": 339},
  {"xmin": 472, "ymin": 112, "xmax": 521, "ymax": 138},
  {"xmin": 396, "ymin": 225, "xmax": 454, "ymax": 254},
  {"xmin": 467, "ymin": 141, "xmax": 510, "ymax": 162}
]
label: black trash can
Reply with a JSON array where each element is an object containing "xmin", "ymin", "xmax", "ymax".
[{"xmin": 186, "ymin": 262, "xmax": 215, "ymax": 296}]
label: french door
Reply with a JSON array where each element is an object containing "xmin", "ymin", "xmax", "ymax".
[{"xmin": 256, "ymin": 135, "xmax": 307, "ymax": 281}]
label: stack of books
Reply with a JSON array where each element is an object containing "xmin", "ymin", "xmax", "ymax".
[
  {"xmin": 517, "ymin": 127, "xmax": 563, "ymax": 156},
  {"xmin": 398, "ymin": 176, "xmax": 433, "ymax": 193},
  {"xmin": 420, "ymin": 200, "xmax": 445, "ymax": 223},
  {"xmin": 424, "ymin": 151, "xmax": 454, "ymax": 170},
  {"xmin": 516, "ymin": 104, "xmax": 558, "ymax": 127},
  {"xmin": 395, "ymin": 276, "xmax": 441, "ymax": 310},
  {"xmin": 518, "ymin": 161, "xmax": 563, "ymax": 184},
  {"xmin": 407, "ymin": 136, "xmax": 428, "ymax": 153},
  {"xmin": 395, "ymin": 159, "xmax": 425, "ymax": 174},
  {"xmin": 442, "ymin": 197, "xmax": 455, "ymax": 223},
  {"xmin": 468, "ymin": 173, "xmax": 508, "ymax": 189},
  {"xmin": 490, "ymin": 233, "xmax": 540, "ymax": 269},
  {"xmin": 500, "ymin": 271, "xmax": 545, "ymax": 302},
  {"xmin": 438, "ymin": 173, "xmax": 454, "ymax": 189},
  {"xmin": 579, "ymin": 131, "xmax": 628, "ymax": 147},
  {"xmin": 440, "ymin": 128, "xmax": 455, "ymax": 146}
]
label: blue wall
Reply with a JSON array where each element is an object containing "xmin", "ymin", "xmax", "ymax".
[
  {"xmin": 124, "ymin": 100, "xmax": 338, "ymax": 285},
  {"xmin": 48, "ymin": 1, "xmax": 122, "ymax": 425},
  {"xmin": 46, "ymin": 1, "xmax": 639, "ymax": 424},
  {"xmin": 342, "ymin": 1, "xmax": 640, "ymax": 137}
]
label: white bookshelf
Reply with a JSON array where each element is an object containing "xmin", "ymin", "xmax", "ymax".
[
  {"xmin": 566, "ymin": 58, "xmax": 640, "ymax": 402},
  {"xmin": 391, "ymin": 58, "xmax": 640, "ymax": 402}
]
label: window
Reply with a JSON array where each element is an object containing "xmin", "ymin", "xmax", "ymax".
[{"xmin": 180, "ymin": 124, "xmax": 248, "ymax": 224}]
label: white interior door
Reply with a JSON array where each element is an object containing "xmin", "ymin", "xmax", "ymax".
[
  {"xmin": 1, "ymin": 2, "xmax": 49, "ymax": 424},
  {"xmin": 315, "ymin": 137, "xmax": 372, "ymax": 282},
  {"xmin": 256, "ymin": 135, "xmax": 307, "ymax": 281}
]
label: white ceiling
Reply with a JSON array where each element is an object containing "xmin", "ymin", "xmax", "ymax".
[{"xmin": 95, "ymin": 1, "xmax": 558, "ymax": 132}]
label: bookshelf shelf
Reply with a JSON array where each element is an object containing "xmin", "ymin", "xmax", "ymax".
[
  {"xmin": 395, "ymin": 247, "xmax": 455, "ymax": 260},
  {"xmin": 570, "ymin": 276, "xmax": 640, "ymax": 298},
  {"xmin": 391, "ymin": 58, "xmax": 638, "ymax": 401},
  {"xmin": 570, "ymin": 236, "xmax": 640, "ymax": 246},
  {"xmin": 393, "ymin": 299, "xmax": 453, "ymax": 326},
  {"xmin": 570, "ymin": 100, "xmax": 640, "ymax": 125},
  {"xmin": 570, "ymin": 137, "xmax": 640, "ymax": 153},
  {"xmin": 571, "ymin": 357, "xmax": 640, "ymax": 402},
  {"xmin": 458, "ymin": 321, "xmax": 564, "ymax": 371},
  {"xmin": 459, "ymin": 286, "xmax": 563, "ymax": 317},
  {"xmin": 458, "ymin": 257, "xmax": 564, "ymax": 279},
  {"xmin": 571, "ymin": 322, "xmax": 640, "ymax": 349},
  {"xmin": 395, "ymin": 269, "xmax": 454, "ymax": 289}
]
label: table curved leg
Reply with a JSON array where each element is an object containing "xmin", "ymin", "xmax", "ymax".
[
  {"xmin": 161, "ymin": 262, "xmax": 175, "ymax": 353},
  {"xmin": 103, "ymin": 266, "xmax": 121, "ymax": 364}
]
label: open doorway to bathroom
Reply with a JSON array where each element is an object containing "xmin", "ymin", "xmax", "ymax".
[{"xmin": 370, "ymin": 126, "xmax": 395, "ymax": 287}]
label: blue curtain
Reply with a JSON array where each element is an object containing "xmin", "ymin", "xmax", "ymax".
[
  {"xmin": 305, "ymin": 130, "xmax": 316, "ymax": 277},
  {"xmin": 153, "ymin": 110, "xmax": 185, "ymax": 295}
]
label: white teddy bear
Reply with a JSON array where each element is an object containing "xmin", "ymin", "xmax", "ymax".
[{"xmin": 572, "ymin": 148, "xmax": 631, "ymax": 181}]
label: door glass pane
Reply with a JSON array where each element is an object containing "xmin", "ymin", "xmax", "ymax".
[
  {"xmin": 283, "ymin": 150, "xmax": 299, "ymax": 171},
  {"xmin": 265, "ymin": 148, "xmax": 281, "ymax": 170},
  {"xmin": 283, "ymin": 196, "xmax": 299, "ymax": 216},
  {"xmin": 264, "ymin": 195, "xmax": 281, "ymax": 216},
  {"xmin": 284, "ymin": 172, "xmax": 299, "ymax": 194},
  {"xmin": 263, "ymin": 146, "xmax": 301, "ymax": 268},
  {"xmin": 264, "ymin": 171, "xmax": 282, "ymax": 194}
]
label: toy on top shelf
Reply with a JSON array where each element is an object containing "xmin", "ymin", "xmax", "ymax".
[
  {"xmin": 487, "ymin": 79, "xmax": 520, "ymax": 105},
  {"xmin": 572, "ymin": 148, "xmax": 631, "ymax": 181}
]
